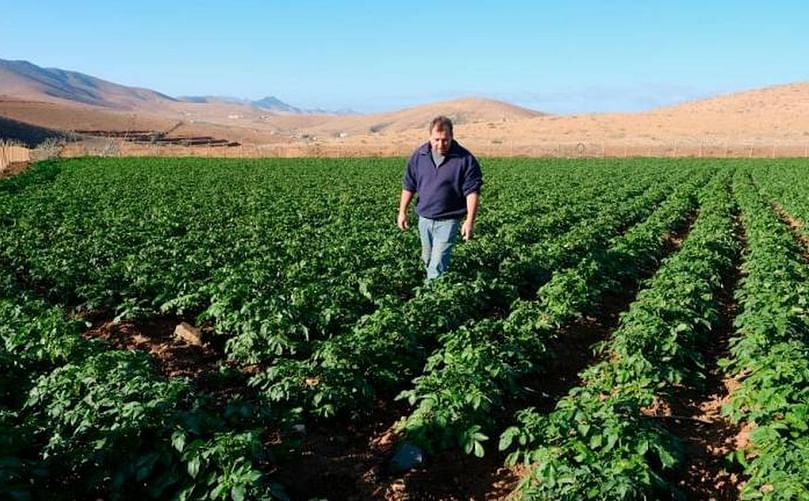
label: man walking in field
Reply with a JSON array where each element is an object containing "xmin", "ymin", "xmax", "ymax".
[{"xmin": 397, "ymin": 116, "xmax": 483, "ymax": 282}]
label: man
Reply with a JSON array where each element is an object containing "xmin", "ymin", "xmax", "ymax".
[{"xmin": 398, "ymin": 116, "xmax": 483, "ymax": 282}]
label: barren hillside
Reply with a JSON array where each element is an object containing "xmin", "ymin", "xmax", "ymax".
[{"xmin": 2, "ymin": 57, "xmax": 809, "ymax": 156}]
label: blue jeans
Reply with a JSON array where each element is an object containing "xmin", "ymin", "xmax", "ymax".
[{"xmin": 418, "ymin": 216, "xmax": 461, "ymax": 282}]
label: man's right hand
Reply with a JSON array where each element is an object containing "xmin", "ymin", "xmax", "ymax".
[{"xmin": 397, "ymin": 211, "xmax": 409, "ymax": 230}]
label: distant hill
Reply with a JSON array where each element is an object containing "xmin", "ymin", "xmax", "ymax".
[
  {"xmin": 0, "ymin": 59, "xmax": 543, "ymax": 139},
  {"xmin": 0, "ymin": 59, "xmax": 338, "ymax": 115},
  {"xmin": 177, "ymin": 96, "xmax": 244, "ymax": 105},
  {"xmin": 5, "ymin": 57, "xmax": 808, "ymax": 153},
  {"xmin": 282, "ymin": 97, "xmax": 545, "ymax": 138},
  {"xmin": 647, "ymin": 81, "xmax": 809, "ymax": 122},
  {"xmin": 0, "ymin": 59, "xmax": 177, "ymax": 110},
  {"xmin": 179, "ymin": 95, "xmax": 355, "ymax": 115},
  {"xmin": 454, "ymin": 81, "xmax": 809, "ymax": 150},
  {"xmin": 252, "ymin": 96, "xmax": 303, "ymax": 113},
  {"xmin": 179, "ymin": 95, "xmax": 306, "ymax": 113}
]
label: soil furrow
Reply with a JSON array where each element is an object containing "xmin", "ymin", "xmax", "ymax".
[{"xmin": 663, "ymin": 211, "xmax": 746, "ymax": 500}]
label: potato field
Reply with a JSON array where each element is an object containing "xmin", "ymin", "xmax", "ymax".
[{"xmin": 2, "ymin": 157, "xmax": 808, "ymax": 500}]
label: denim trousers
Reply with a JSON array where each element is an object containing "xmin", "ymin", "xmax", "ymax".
[{"xmin": 418, "ymin": 216, "xmax": 461, "ymax": 282}]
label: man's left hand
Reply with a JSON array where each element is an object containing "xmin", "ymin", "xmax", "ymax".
[{"xmin": 461, "ymin": 219, "xmax": 475, "ymax": 240}]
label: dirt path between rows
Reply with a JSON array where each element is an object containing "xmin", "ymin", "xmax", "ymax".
[
  {"xmin": 82, "ymin": 315, "xmax": 225, "ymax": 380},
  {"xmin": 662, "ymin": 212, "xmax": 746, "ymax": 500},
  {"xmin": 517, "ymin": 209, "xmax": 697, "ymax": 416}
]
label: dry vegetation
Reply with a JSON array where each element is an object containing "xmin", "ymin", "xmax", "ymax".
[{"xmin": 2, "ymin": 80, "xmax": 809, "ymax": 158}]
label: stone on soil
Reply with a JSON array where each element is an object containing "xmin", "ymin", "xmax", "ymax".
[{"xmin": 174, "ymin": 322, "xmax": 203, "ymax": 346}]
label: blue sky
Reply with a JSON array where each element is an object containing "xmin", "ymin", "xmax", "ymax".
[{"xmin": 2, "ymin": 1, "xmax": 808, "ymax": 113}]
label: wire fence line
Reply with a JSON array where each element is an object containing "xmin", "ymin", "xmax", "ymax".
[
  {"xmin": 83, "ymin": 139, "xmax": 809, "ymax": 159},
  {"xmin": 5, "ymin": 139, "xmax": 809, "ymax": 169}
]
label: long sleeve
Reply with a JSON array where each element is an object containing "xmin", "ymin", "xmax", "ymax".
[
  {"xmin": 403, "ymin": 156, "xmax": 418, "ymax": 192},
  {"xmin": 462, "ymin": 156, "xmax": 483, "ymax": 195}
]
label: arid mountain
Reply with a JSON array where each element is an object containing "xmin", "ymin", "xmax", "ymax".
[
  {"xmin": 177, "ymin": 95, "xmax": 345, "ymax": 114},
  {"xmin": 453, "ymin": 81, "xmax": 809, "ymax": 148},
  {"xmin": 281, "ymin": 97, "xmax": 544, "ymax": 138},
  {"xmin": 0, "ymin": 59, "xmax": 546, "ymax": 145},
  {"xmin": 2, "ymin": 58, "xmax": 808, "ymax": 156},
  {"xmin": 252, "ymin": 96, "xmax": 306, "ymax": 113},
  {"xmin": 0, "ymin": 58, "xmax": 352, "ymax": 117},
  {"xmin": 0, "ymin": 59, "xmax": 177, "ymax": 110}
]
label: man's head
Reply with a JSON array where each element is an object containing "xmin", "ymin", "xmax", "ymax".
[{"xmin": 429, "ymin": 116, "xmax": 453, "ymax": 155}]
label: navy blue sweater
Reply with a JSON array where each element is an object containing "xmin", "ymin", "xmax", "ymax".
[{"xmin": 403, "ymin": 140, "xmax": 483, "ymax": 219}]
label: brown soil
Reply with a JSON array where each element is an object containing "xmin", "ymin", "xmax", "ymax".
[
  {"xmin": 274, "ymin": 397, "xmax": 523, "ymax": 501},
  {"xmin": 82, "ymin": 316, "xmax": 223, "ymax": 380},
  {"xmin": 273, "ymin": 394, "xmax": 518, "ymax": 500},
  {"xmin": 521, "ymin": 289, "xmax": 631, "ymax": 413},
  {"xmin": 642, "ymin": 395, "xmax": 674, "ymax": 417},
  {"xmin": 271, "ymin": 407, "xmax": 401, "ymax": 500},
  {"xmin": 521, "ymin": 208, "xmax": 697, "ymax": 415},
  {"xmin": 0, "ymin": 161, "xmax": 29, "ymax": 179},
  {"xmin": 384, "ymin": 452, "xmax": 522, "ymax": 500}
]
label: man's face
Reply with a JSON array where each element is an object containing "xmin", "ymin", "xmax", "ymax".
[{"xmin": 430, "ymin": 127, "xmax": 452, "ymax": 155}]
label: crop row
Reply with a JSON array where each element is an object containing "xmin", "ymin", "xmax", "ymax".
[
  {"xmin": 395, "ymin": 169, "xmax": 709, "ymax": 456},
  {"xmin": 250, "ymin": 167, "xmax": 700, "ymax": 420},
  {"xmin": 0, "ymin": 157, "xmax": 706, "ymax": 499},
  {"xmin": 499, "ymin": 170, "xmax": 739, "ymax": 499},
  {"xmin": 215, "ymin": 162, "xmax": 654, "ymax": 366},
  {"xmin": 0, "ymin": 158, "xmax": 654, "ymax": 367},
  {"xmin": 0, "ymin": 268, "xmax": 280, "ymax": 500},
  {"xmin": 9, "ymin": 157, "xmax": 808, "ymax": 499},
  {"xmin": 721, "ymin": 169, "xmax": 809, "ymax": 499}
]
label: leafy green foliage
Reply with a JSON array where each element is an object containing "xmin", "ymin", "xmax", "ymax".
[
  {"xmin": 396, "ymin": 170, "xmax": 708, "ymax": 455},
  {"xmin": 5, "ymin": 157, "xmax": 809, "ymax": 498},
  {"xmin": 499, "ymin": 170, "xmax": 740, "ymax": 499},
  {"xmin": 719, "ymin": 168, "xmax": 809, "ymax": 499}
]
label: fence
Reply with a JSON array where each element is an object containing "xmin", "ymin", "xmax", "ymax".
[
  {"xmin": 107, "ymin": 140, "xmax": 809, "ymax": 159},
  {"xmin": 5, "ymin": 140, "xmax": 809, "ymax": 169},
  {"xmin": 0, "ymin": 143, "xmax": 30, "ymax": 173}
]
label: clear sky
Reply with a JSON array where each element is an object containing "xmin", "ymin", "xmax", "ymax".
[{"xmin": 2, "ymin": 1, "xmax": 808, "ymax": 114}]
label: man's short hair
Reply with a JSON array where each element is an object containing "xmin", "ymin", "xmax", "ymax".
[{"xmin": 429, "ymin": 116, "xmax": 453, "ymax": 135}]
